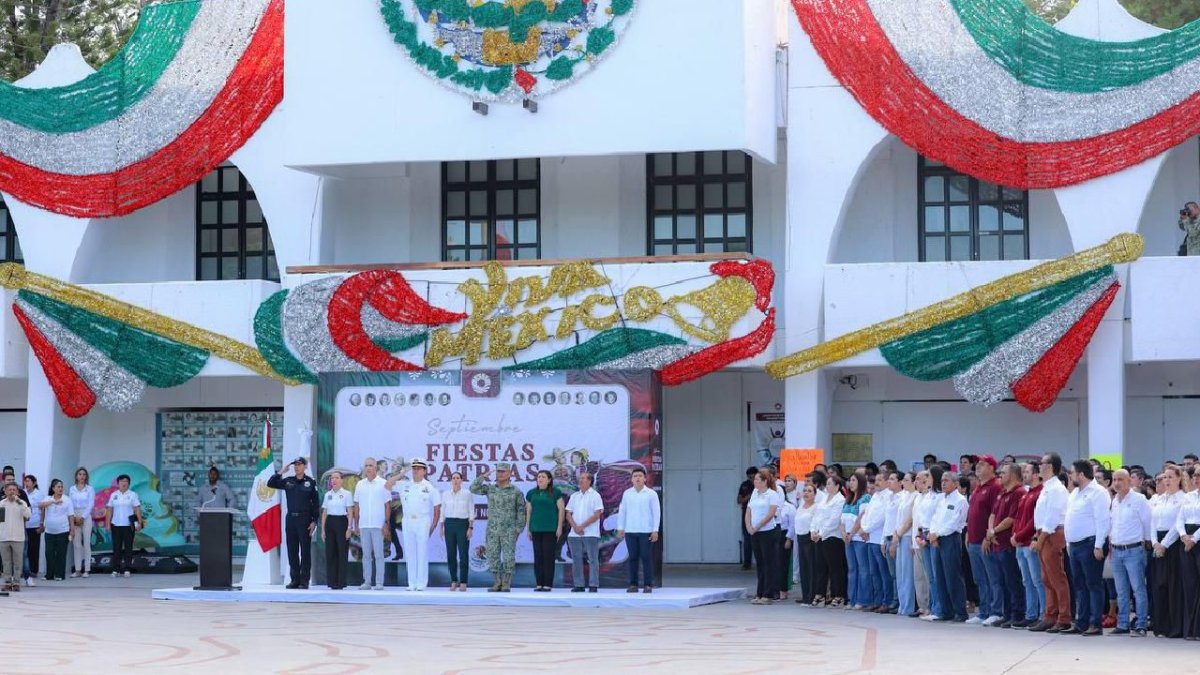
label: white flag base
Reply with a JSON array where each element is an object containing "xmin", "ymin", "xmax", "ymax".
[{"xmin": 240, "ymin": 537, "xmax": 282, "ymax": 586}]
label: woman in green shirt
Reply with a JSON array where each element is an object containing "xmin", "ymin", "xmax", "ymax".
[{"xmin": 526, "ymin": 470, "xmax": 564, "ymax": 591}]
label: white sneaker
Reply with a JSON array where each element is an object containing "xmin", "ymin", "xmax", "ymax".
[
  {"xmin": 111, "ymin": 571, "xmax": 118, "ymax": 577},
  {"xmin": 123, "ymin": 571, "xmax": 130, "ymax": 578},
  {"xmin": 966, "ymin": 616, "xmax": 984, "ymax": 625},
  {"xmin": 359, "ymin": 583, "xmax": 371, "ymax": 590},
  {"xmin": 26, "ymin": 578, "xmax": 34, "ymax": 587},
  {"xmin": 82, "ymin": 572, "xmax": 89, "ymax": 578},
  {"xmin": 373, "ymin": 585, "xmax": 385, "ymax": 590},
  {"xmin": 70, "ymin": 571, "xmax": 80, "ymax": 578},
  {"xmin": 921, "ymin": 614, "xmax": 942, "ymax": 622},
  {"xmin": 983, "ymin": 615, "xmax": 1002, "ymax": 626}
]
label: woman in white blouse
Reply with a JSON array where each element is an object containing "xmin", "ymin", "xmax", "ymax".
[
  {"xmin": 441, "ymin": 471, "xmax": 475, "ymax": 591},
  {"xmin": 792, "ymin": 482, "xmax": 819, "ymax": 605},
  {"xmin": 40, "ymin": 479, "xmax": 74, "ymax": 581},
  {"xmin": 68, "ymin": 467, "xmax": 95, "ymax": 578},
  {"xmin": 746, "ymin": 469, "xmax": 783, "ymax": 605},
  {"xmin": 1175, "ymin": 468, "xmax": 1200, "ymax": 640},
  {"xmin": 811, "ymin": 473, "xmax": 847, "ymax": 608},
  {"xmin": 1151, "ymin": 467, "xmax": 1184, "ymax": 637}
]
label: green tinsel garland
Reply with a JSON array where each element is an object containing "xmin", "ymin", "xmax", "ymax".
[
  {"xmin": 18, "ymin": 290, "xmax": 208, "ymax": 389},
  {"xmin": 508, "ymin": 327, "xmax": 685, "ymax": 371},
  {"xmin": 254, "ymin": 290, "xmax": 318, "ymax": 385},
  {"xmin": 879, "ymin": 266, "xmax": 1112, "ymax": 381}
]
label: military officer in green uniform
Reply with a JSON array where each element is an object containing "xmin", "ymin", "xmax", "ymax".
[{"xmin": 471, "ymin": 462, "xmax": 526, "ymax": 592}]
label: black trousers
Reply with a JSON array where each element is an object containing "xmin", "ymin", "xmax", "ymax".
[
  {"xmin": 818, "ymin": 536, "xmax": 848, "ymax": 600},
  {"xmin": 798, "ymin": 533, "xmax": 817, "ymax": 603},
  {"xmin": 1184, "ymin": 532, "xmax": 1200, "ymax": 639},
  {"xmin": 532, "ymin": 531, "xmax": 557, "ymax": 587},
  {"xmin": 1152, "ymin": 536, "xmax": 1183, "ymax": 638},
  {"xmin": 741, "ymin": 510, "xmax": 753, "ymax": 567},
  {"xmin": 24, "ymin": 527, "xmax": 39, "ymax": 576},
  {"xmin": 111, "ymin": 526, "xmax": 134, "ymax": 573},
  {"xmin": 285, "ymin": 514, "xmax": 314, "ymax": 585},
  {"xmin": 324, "ymin": 515, "xmax": 348, "ymax": 589},
  {"xmin": 44, "ymin": 532, "xmax": 68, "ymax": 580},
  {"xmin": 444, "ymin": 518, "xmax": 470, "ymax": 584},
  {"xmin": 752, "ymin": 527, "xmax": 782, "ymax": 599}
]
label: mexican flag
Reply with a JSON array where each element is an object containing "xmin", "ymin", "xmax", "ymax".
[{"xmin": 248, "ymin": 420, "xmax": 281, "ymax": 552}]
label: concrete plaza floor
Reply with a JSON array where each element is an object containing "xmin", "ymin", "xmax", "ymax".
[{"xmin": 4, "ymin": 565, "xmax": 1191, "ymax": 674}]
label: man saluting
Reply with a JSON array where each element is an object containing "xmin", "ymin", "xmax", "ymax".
[
  {"xmin": 471, "ymin": 463, "xmax": 526, "ymax": 592},
  {"xmin": 268, "ymin": 457, "xmax": 320, "ymax": 589}
]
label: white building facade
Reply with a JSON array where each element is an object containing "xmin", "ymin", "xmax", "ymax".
[{"xmin": 0, "ymin": 0, "xmax": 1193, "ymax": 564}]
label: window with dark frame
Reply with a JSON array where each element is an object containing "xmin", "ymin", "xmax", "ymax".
[
  {"xmin": 0, "ymin": 196, "xmax": 21, "ymax": 263},
  {"xmin": 442, "ymin": 159, "xmax": 541, "ymax": 262},
  {"xmin": 195, "ymin": 164, "xmax": 278, "ymax": 281},
  {"xmin": 647, "ymin": 151, "xmax": 752, "ymax": 256},
  {"xmin": 918, "ymin": 157, "xmax": 1030, "ymax": 262}
]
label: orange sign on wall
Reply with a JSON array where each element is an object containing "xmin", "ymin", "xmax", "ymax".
[{"xmin": 780, "ymin": 448, "xmax": 825, "ymax": 481}]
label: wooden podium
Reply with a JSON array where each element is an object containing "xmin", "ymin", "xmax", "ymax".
[{"xmin": 195, "ymin": 507, "xmax": 240, "ymax": 591}]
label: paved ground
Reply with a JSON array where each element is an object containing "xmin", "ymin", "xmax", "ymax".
[{"xmin": 5, "ymin": 565, "xmax": 1193, "ymax": 674}]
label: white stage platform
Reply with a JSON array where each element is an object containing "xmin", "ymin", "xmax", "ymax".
[{"xmin": 152, "ymin": 585, "xmax": 743, "ymax": 609}]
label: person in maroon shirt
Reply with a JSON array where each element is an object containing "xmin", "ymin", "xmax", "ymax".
[
  {"xmin": 1013, "ymin": 462, "xmax": 1045, "ymax": 628},
  {"xmin": 967, "ymin": 454, "xmax": 1004, "ymax": 624},
  {"xmin": 988, "ymin": 464, "xmax": 1027, "ymax": 627}
]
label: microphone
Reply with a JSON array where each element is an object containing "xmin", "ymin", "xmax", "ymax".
[{"xmin": 201, "ymin": 486, "xmax": 219, "ymax": 510}]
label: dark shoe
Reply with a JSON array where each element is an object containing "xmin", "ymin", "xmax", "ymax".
[
  {"xmin": 588, "ymin": 587, "xmax": 598, "ymax": 593},
  {"xmin": 1132, "ymin": 629, "xmax": 1147, "ymax": 637},
  {"xmin": 998, "ymin": 620, "xmax": 1013, "ymax": 629},
  {"xmin": 951, "ymin": 616, "xmax": 968, "ymax": 623},
  {"xmin": 1059, "ymin": 625, "xmax": 1082, "ymax": 635},
  {"xmin": 627, "ymin": 585, "xmax": 638, "ymax": 593},
  {"xmin": 285, "ymin": 582, "xmax": 299, "ymax": 589},
  {"xmin": 885, "ymin": 607, "xmax": 898, "ymax": 615},
  {"xmin": 1027, "ymin": 621, "xmax": 1049, "ymax": 632},
  {"xmin": 1082, "ymin": 626, "xmax": 1102, "ymax": 636},
  {"xmin": 1010, "ymin": 620, "xmax": 1030, "ymax": 629},
  {"xmin": 298, "ymin": 583, "xmax": 309, "ymax": 589},
  {"xmin": 1109, "ymin": 628, "xmax": 1130, "ymax": 635},
  {"xmin": 571, "ymin": 587, "xmax": 585, "ymax": 593},
  {"xmin": 741, "ymin": 565, "xmax": 751, "ymax": 571},
  {"xmin": 643, "ymin": 586, "xmax": 653, "ymax": 594}
]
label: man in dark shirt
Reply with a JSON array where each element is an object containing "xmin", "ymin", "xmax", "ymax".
[
  {"xmin": 267, "ymin": 458, "xmax": 320, "ymax": 589},
  {"xmin": 988, "ymin": 463, "xmax": 1027, "ymax": 627},
  {"xmin": 966, "ymin": 454, "xmax": 1003, "ymax": 625},
  {"xmin": 737, "ymin": 467, "xmax": 756, "ymax": 570}
]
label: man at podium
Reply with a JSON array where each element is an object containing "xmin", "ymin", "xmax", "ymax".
[{"xmin": 196, "ymin": 466, "xmax": 236, "ymax": 510}]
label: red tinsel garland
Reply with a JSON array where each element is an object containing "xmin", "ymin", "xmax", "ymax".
[
  {"xmin": 327, "ymin": 270, "xmax": 467, "ymax": 372},
  {"xmin": 0, "ymin": 0, "xmax": 284, "ymax": 218},
  {"xmin": 661, "ymin": 308, "xmax": 775, "ymax": 386},
  {"xmin": 12, "ymin": 305, "xmax": 96, "ymax": 418},
  {"xmin": 1011, "ymin": 283, "xmax": 1119, "ymax": 413},
  {"xmin": 790, "ymin": 0, "xmax": 1200, "ymax": 189},
  {"xmin": 711, "ymin": 259, "xmax": 774, "ymax": 311}
]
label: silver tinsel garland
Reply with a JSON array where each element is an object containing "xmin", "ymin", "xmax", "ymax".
[
  {"xmin": 0, "ymin": 0, "xmax": 269, "ymax": 175},
  {"xmin": 867, "ymin": 0, "xmax": 1199, "ymax": 143},
  {"xmin": 17, "ymin": 299, "xmax": 146, "ymax": 412},
  {"xmin": 281, "ymin": 277, "xmax": 365, "ymax": 374},
  {"xmin": 952, "ymin": 274, "xmax": 1116, "ymax": 406}
]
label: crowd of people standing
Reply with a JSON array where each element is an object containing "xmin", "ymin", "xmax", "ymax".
[{"xmin": 741, "ymin": 452, "xmax": 1200, "ymax": 640}]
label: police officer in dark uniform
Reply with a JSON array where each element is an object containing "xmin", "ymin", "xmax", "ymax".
[{"xmin": 267, "ymin": 457, "xmax": 320, "ymax": 589}]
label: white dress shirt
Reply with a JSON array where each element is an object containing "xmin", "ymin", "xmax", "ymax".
[
  {"xmin": 565, "ymin": 488, "xmax": 604, "ymax": 538},
  {"xmin": 441, "ymin": 487, "xmax": 475, "ymax": 521},
  {"xmin": 1034, "ymin": 476, "xmax": 1069, "ymax": 535},
  {"xmin": 1175, "ymin": 491, "xmax": 1200, "ymax": 539},
  {"xmin": 1109, "ymin": 490, "xmax": 1151, "ymax": 546},
  {"xmin": 1064, "ymin": 480, "xmax": 1111, "ymax": 548},
  {"xmin": 884, "ymin": 489, "xmax": 905, "ymax": 538},
  {"xmin": 913, "ymin": 491, "xmax": 940, "ymax": 545},
  {"xmin": 779, "ymin": 500, "xmax": 797, "ymax": 538},
  {"xmin": 860, "ymin": 494, "xmax": 887, "ymax": 544},
  {"xmin": 25, "ymin": 488, "xmax": 42, "ymax": 528},
  {"xmin": 929, "ymin": 490, "xmax": 968, "ymax": 537},
  {"xmin": 816, "ymin": 492, "xmax": 845, "ymax": 540},
  {"xmin": 1151, "ymin": 491, "xmax": 1183, "ymax": 547},
  {"xmin": 42, "ymin": 497, "xmax": 72, "ymax": 535},
  {"xmin": 396, "ymin": 479, "xmax": 442, "ymax": 521},
  {"xmin": 322, "ymin": 488, "xmax": 352, "ymax": 516},
  {"xmin": 107, "ymin": 489, "xmax": 140, "ymax": 526},
  {"xmin": 353, "ymin": 476, "xmax": 391, "ymax": 528},
  {"xmin": 794, "ymin": 501, "xmax": 817, "ymax": 536},
  {"xmin": 747, "ymin": 488, "xmax": 782, "ymax": 530},
  {"xmin": 617, "ymin": 486, "xmax": 661, "ymax": 533}
]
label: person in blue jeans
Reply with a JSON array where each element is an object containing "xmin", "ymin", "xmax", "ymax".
[
  {"xmin": 917, "ymin": 468, "xmax": 945, "ymax": 620},
  {"xmin": 986, "ymin": 465, "xmax": 1027, "ymax": 627},
  {"xmin": 1063, "ymin": 460, "xmax": 1111, "ymax": 635},
  {"xmin": 1013, "ymin": 462, "xmax": 1046, "ymax": 625},
  {"xmin": 1108, "ymin": 469, "xmax": 1151, "ymax": 636},
  {"xmin": 966, "ymin": 456, "xmax": 1004, "ymax": 624},
  {"xmin": 616, "ymin": 468, "xmax": 661, "ymax": 593},
  {"xmin": 928, "ymin": 471, "xmax": 969, "ymax": 622},
  {"xmin": 841, "ymin": 474, "xmax": 870, "ymax": 608}
]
